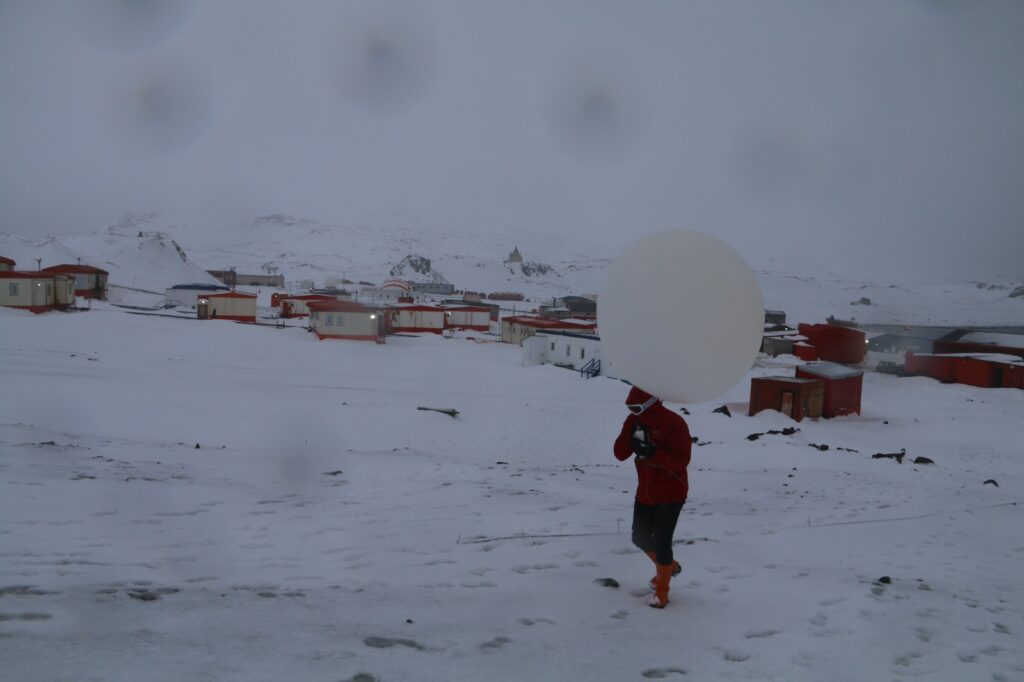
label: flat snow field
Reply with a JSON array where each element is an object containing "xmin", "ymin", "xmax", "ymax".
[{"xmin": 1, "ymin": 307, "xmax": 1022, "ymax": 682}]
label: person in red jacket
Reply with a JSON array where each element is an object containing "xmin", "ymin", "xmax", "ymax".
[{"xmin": 614, "ymin": 385, "xmax": 692, "ymax": 608}]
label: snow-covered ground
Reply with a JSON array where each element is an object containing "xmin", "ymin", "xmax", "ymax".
[{"xmin": 1, "ymin": 306, "xmax": 1022, "ymax": 681}]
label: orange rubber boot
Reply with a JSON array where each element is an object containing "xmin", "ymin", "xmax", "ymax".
[
  {"xmin": 649, "ymin": 563, "xmax": 674, "ymax": 608},
  {"xmin": 649, "ymin": 560, "xmax": 682, "ymax": 589}
]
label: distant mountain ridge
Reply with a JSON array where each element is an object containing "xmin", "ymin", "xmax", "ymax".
[{"xmin": 1, "ymin": 212, "xmax": 1021, "ymax": 327}]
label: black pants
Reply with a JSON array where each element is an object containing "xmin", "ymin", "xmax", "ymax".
[{"xmin": 631, "ymin": 500, "xmax": 684, "ymax": 565}]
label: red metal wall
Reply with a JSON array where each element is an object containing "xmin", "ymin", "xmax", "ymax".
[
  {"xmin": 797, "ymin": 324, "xmax": 866, "ymax": 364},
  {"xmin": 793, "ymin": 344, "xmax": 818, "ymax": 361},
  {"xmin": 906, "ymin": 353, "xmax": 1022, "ymax": 389},
  {"xmin": 951, "ymin": 357, "xmax": 999, "ymax": 388}
]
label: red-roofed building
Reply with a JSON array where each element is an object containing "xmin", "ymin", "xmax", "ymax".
[
  {"xmin": 278, "ymin": 294, "xmax": 336, "ymax": 318},
  {"xmin": 197, "ymin": 291, "xmax": 257, "ymax": 322},
  {"xmin": 500, "ymin": 315, "xmax": 598, "ymax": 345},
  {"xmin": 40, "ymin": 264, "xmax": 109, "ymax": 299},
  {"xmin": 0, "ymin": 256, "xmax": 15, "ymax": 272},
  {"xmin": 0, "ymin": 271, "xmax": 76, "ymax": 313},
  {"xmin": 308, "ymin": 300, "xmax": 383, "ymax": 341}
]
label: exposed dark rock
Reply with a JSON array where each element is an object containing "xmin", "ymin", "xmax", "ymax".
[
  {"xmin": 984, "ymin": 479, "xmax": 999, "ymax": 487},
  {"xmin": 913, "ymin": 457, "xmax": 934, "ymax": 465},
  {"xmin": 713, "ymin": 405, "xmax": 731, "ymax": 417},
  {"xmin": 594, "ymin": 578, "xmax": 620, "ymax": 588},
  {"xmin": 872, "ymin": 450, "xmax": 905, "ymax": 464}
]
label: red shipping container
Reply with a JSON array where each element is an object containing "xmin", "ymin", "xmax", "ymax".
[
  {"xmin": 797, "ymin": 323, "xmax": 866, "ymax": 364},
  {"xmin": 795, "ymin": 362, "xmax": 863, "ymax": 417},
  {"xmin": 952, "ymin": 357, "xmax": 1000, "ymax": 388},
  {"xmin": 906, "ymin": 353, "xmax": 1024, "ymax": 388},
  {"xmin": 905, "ymin": 353, "xmax": 956, "ymax": 383},
  {"xmin": 1007, "ymin": 364, "xmax": 1024, "ymax": 389}
]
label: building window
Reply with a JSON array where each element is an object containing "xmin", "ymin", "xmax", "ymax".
[
  {"xmin": 550, "ymin": 342, "xmax": 555, "ymax": 351},
  {"xmin": 8, "ymin": 283, "xmax": 17, "ymax": 296},
  {"xmin": 566, "ymin": 344, "xmax": 571, "ymax": 357},
  {"xmin": 581, "ymin": 348, "xmax": 586, "ymax": 360},
  {"xmin": 326, "ymin": 313, "xmax": 334, "ymax": 325}
]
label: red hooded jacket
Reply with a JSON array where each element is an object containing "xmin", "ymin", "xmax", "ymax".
[{"xmin": 613, "ymin": 387, "xmax": 692, "ymax": 505}]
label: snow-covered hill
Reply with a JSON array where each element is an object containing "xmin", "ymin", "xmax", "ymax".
[
  {"xmin": 2, "ymin": 212, "xmax": 1022, "ymax": 326},
  {"xmin": 0, "ymin": 214, "xmax": 220, "ymax": 302}
]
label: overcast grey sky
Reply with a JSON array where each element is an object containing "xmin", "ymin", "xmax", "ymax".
[{"xmin": 1, "ymin": 1, "xmax": 1022, "ymax": 281}]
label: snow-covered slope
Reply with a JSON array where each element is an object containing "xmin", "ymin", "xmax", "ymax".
[
  {"xmin": 1, "ymin": 307, "xmax": 1022, "ymax": 681},
  {"xmin": 0, "ymin": 214, "xmax": 219, "ymax": 301},
  {"xmin": 2, "ymin": 212, "xmax": 1021, "ymax": 326}
]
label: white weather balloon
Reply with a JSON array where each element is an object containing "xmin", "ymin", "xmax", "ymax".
[{"xmin": 598, "ymin": 230, "xmax": 764, "ymax": 404}]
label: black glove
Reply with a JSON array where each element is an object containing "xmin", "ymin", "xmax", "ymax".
[{"xmin": 631, "ymin": 424, "xmax": 657, "ymax": 459}]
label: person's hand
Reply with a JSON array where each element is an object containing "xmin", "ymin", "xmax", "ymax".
[
  {"xmin": 634, "ymin": 441, "xmax": 656, "ymax": 459},
  {"xmin": 631, "ymin": 425, "xmax": 657, "ymax": 459}
]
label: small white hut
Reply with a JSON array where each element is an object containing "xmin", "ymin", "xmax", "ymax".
[
  {"xmin": 198, "ymin": 291, "xmax": 257, "ymax": 322},
  {"xmin": 0, "ymin": 272, "xmax": 74, "ymax": 312},
  {"xmin": 442, "ymin": 304, "xmax": 491, "ymax": 332},
  {"xmin": 386, "ymin": 304, "xmax": 445, "ymax": 334},
  {"xmin": 308, "ymin": 300, "xmax": 381, "ymax": 341}
]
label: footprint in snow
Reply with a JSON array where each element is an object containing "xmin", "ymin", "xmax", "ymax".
[
  {"xmin": 0, "ymin": 586, "xmax": 57, "ymax": 597},
  {"xmin": 510, "ymin": 563, "xmax": 558, "ymax": 574},
  {"xmin": 641, "ymin": 667, "xmax": 687, "ymax": 678},
  {"xmin": 0, "ymin": 612, "xmax": 52, "ymax": 622},
  {"xmin": 913, "ymin": 626, "xmax": 937, "ymax": 643},
  {"xmin": 720, "ymin": 648, "xmax": 751, "ymax": 663},
  {"xmin": 479, "ymin": 636, "xmax": 511, "ymax": 652},
  {"xmin": 363, "ymin": 637, "xmax": 426, "ymax": 651},
  {"xmin": 892, "ymin": 651, "xmax": 924, "ymax": 668},
  {"xmin": 744, "ymin": 629, "xmax": 781, "ymax": 639}
]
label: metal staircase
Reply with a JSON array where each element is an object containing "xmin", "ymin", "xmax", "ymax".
[{"xmin": 579, "ymin": 357, "xmax": 601, "ymax": 379}]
